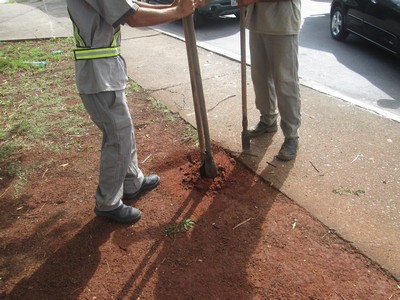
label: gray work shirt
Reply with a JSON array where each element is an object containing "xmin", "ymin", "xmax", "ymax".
[{"xmin": 67, "ymin": 0, "xmax": 139, "ymax": 94}]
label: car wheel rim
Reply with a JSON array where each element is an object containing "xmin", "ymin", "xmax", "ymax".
[{"xmin": 331, "ymin": 11, "xmax": 342, "ymax": 36}]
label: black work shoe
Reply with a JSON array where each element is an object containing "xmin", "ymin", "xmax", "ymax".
[
  {"xmin": 248, "ymin": 121, "xmax": 277, "ymax": 137},
  {"xmin": 123, "ymin": 174, "xmax": 160, "ymax": 201},
  {"xmin": 94, "ymin": 204, "xmax": 141, "ymax": 224},
  {"xmin": 276, "ymin": 138, "xmax": 299, "ymax": 161}
]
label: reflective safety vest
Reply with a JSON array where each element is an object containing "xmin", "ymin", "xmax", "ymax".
[{"xmin": 70, "ymin": 17, "xmax": 121, "ymax": 60}]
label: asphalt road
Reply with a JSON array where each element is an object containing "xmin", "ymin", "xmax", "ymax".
[{"xmin": 153, "ymin": 0, "xmax": 400, "ymax": 122}]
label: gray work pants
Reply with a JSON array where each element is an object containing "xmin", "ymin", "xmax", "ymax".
[
  {"xmin": 80, "ymin": 91, "xmax": 144, "ymax": 211},
  {"xmin": 249, "ymin": 32, "xmax": 301, "ymax": 139}
]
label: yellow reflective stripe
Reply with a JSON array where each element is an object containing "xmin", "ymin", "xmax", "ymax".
[{"xmin": 73, "ymin": 46, "xmax": 121, "ymax": 60}]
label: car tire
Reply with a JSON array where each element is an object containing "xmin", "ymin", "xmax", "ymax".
[{"xmin": 330, "ymin": 6, "xmax": 349, "ymax": 41}]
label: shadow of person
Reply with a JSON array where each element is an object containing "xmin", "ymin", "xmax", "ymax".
[
  {"xmin": 112, "ymin": 169, "xmax": 216, "ymax": 299},
  {"xmin": 238, "ymin": 131, "xmax": 297, "ymax": 192},
  {"xmin": 110, "ymin": 149, "xmax": 277, "ymax": 299},
  {"xmin": 260, "ymin": 154, "xmax": 297, "ymax": 191},
  {"xmin": 7, "ymin": 218, "xmax": 116, "ymax": 300},
  {"xmin": 237, "ymin": 133, "xmax": 274, "ymax": 173}
]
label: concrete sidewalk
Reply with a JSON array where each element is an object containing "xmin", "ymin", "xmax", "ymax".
[{"xmin": 1, "ymin": 0, "xmax": 399, "ymax": 280}]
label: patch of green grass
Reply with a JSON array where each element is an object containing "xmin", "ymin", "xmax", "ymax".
[
  {"xmin": 126, "ymin": 81, "xmax": 142, "ymax": 95},
  {"xmin": 1, "ymin": 39, "xmax": 83, "ymax": 144},
  {"xmin": 0, "ymin": 142, "xmax": 19, "ymax": 163},
  {"xmin": 7, "ymin": 159, "xmax": 49, "ymax": 199},
  {"xmin": 7, "ymin": 160, "xmax": 22, "ymax": 177},
  {"xmin": 165, "ymin": 218, "xmax": 196, "ymax": 236},
  {"xmin": 0, "ymin": 38, "xmax": 88, "ymax": 198},
  {"xmin": 0, "ymin": 128, "xmax": 8, "ymax": 140},
  {"xmin": 67, "ymin": 102, "xmax": 85, "ymax": 114},
  {"xmin": 180, "ymin": 124, "xmax": 199, "ymax": 147},
  {"xmin": 12, "ymin": 171, "xmax": 28, "ymax": 199},
  {"xmin": 146, "ymin": 95, "xmax": 178, "ymax": 123},
  {"xmin": 332, "ymin": 186, "xmax": 365, "ymax": 196},
  {"xmin": 6, "ymin": 159, "xmax": 26, "ymax": 198},
  {"xmin": 147, "ymin": 95, "xmax": 164, "ymax": 112},
  {"xmin": 0, "ymin": 39, "xmax": 69, "ymax": 75}
]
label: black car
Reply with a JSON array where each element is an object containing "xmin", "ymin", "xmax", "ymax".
[
  {"xmin": 330, "ymin": 0, "xmax": 400, "ymax": 56},
  {"xmin": 193, "ymin": 0, "xmax": 240, "ymax": 27}
]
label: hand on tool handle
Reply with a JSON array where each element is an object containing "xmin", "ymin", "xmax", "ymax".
[
  {"xmin": 171, "ymin": 0, "xmax": 206, "ymax": 10},
  {"xmin": 127, "ymin": 0, "xmax": 204, "ymax": 27},
  {"xmin": 171, "ymin": 0, "xmax": 206, "ymax": 17},
  {"xmin": 237, "ymin": 0, "xmax": 288, "ymax": 5}
]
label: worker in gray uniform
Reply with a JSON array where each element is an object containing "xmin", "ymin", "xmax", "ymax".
[
  {"xmin": 239, "ymin": 0, "xmax": 302, "ymax": 161},
  {"xmin": 67, "ymin": 0, "xmax": 200, "ymax": 224}
]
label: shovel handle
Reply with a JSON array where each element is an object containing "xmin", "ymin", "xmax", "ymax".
[
  {"xmin": 183, "ymin": 15, "xmax": 205, "ymax": 155},
  {"xmin": 182, "ymin": 14, "xmax": 219, "ymax": 178},
  {"xmin": 240, "ymin": 6, "xmax": 247, "ymax": 131},
  {"xmin": 182, "ymin": 14, "xmax": 213, "ymax": 156}
]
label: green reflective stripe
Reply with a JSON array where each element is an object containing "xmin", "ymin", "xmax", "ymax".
[
  {"xmin": 72, "ymin": 23, "xmax": 85, "ymax": 48},
  {"xmin": 111, "ymin": 29, "xmax": 121, "ymax": 47},
  {"xmin": 73, "ymin": 47, "xmax": 121, "ymax": 60},
  {"xmin": 70, "ymin": 17, "xmax": 121, "ymax": 60},
  {"xmin": 67, "ymin": 9, "xmax": 86, "ymax": 48}
]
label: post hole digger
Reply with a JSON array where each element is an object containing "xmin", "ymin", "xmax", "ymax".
[
  {"xmin": 240, "ymin": 5, "xmax": 250, "ymax": 152},
  {"xmin": 182, "ymin": 14, "xmax": 219, "ymax": 178}
]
